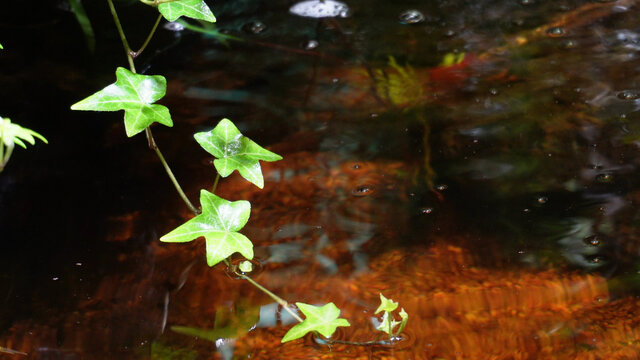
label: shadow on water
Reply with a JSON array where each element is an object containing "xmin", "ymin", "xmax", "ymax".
[{"xmin": 4, "ymin": 0, "xmax": 640, "ymax": 358}]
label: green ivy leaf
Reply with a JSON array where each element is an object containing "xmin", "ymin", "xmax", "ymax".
[
  {"xmin": 0, "ymin": 43, "xmax": 3, "ymax": 49},
  {"xmin": 0, "ymin": 117, "xmax": 47, "ymax": 149},
  {"xmin": 160, "ymin": 190, "xmax": 253, "ymax": 267},
  {"xmin": 194, "ymin": 118, "xmax": 282, "ymax": 188},
  {"xmin": 375, "ymin": 293, "xmax": 398, "ymax": 314},
  {"xmin": 376, "ymin": 311, "xmax": 400, "ymax": 336},
  {"xmin": 396, "ymin": 308, "xmax": 409, "ymax": 336},
  {"xmin": 158, "ymin": 0, "xmax": 216, "ymax": 22},
  {"xmin": 70, "ymin": 67, "xmax": 172, "ymax": 137},
  {"xmin": 281, "ymin": 303, "xmax": 350, "ymax": 343}
]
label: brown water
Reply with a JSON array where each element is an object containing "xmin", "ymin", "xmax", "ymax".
[{"xmin": 3, "ymin": 0, "xmax": 640, "ymax": 359}]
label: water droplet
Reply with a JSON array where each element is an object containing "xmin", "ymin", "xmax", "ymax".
[
  {"xmin": 546, "ymin": 26, "xmax": 565, "ymax": 37},
  {"xmin": 617, "ymin": 90, "xmax": 640, "ymax": 100},
  {"xmin": 398, "ymin": 9, "xmax": 425, "ymax": 24},
  {"xmin": 164, "ymin": 21, "xmax": 185, "ymax": 32},
  {"xmin": 304, "ymin": 40, "xmax": 319, "ymax": 50},
  {"xmin": 242, "ymin": 21, "xmax": 267, "ymax": 34},
  {"xmin": 583, "ymin": 235, "xmax": 602, "ymax": 246},
  {"xmin": 420, "ymin": 207, "xmax": 433, "ymax": 214},
  {"xmin": 352, "ymin": 185, "xmax": 374, "ymax": 196},
  {"xmin": 436, "ymin": 184, "xmax": 448, "ymax": 191},
  {"xmin": 595, "ymin": 173, "xmax": 613, "ymax": 183},
  {"xmin": 352, "ymin": 163, "xmax": 361, "ymax": 170},
  {"xmin": 537, "ymin": 196, "xmax": 548, "ymax": 204}
]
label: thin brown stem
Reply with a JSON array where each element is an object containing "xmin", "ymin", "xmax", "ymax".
[
  {"xmin": 211, "ymin": 173, "xmax": 220, "ymax": 193},
  {"xmin": 238, "ymin": 272, "xmax": 304, "ymax": 323},
  {"xmin": 133, "ymin": 14, "xmax": 163, "ymax": 58},
  {"xmin": 106, "ymin": 0, "xmax": 136, "ymax": 72},
  {"xmin": 146, "ymin": 128, "xmax": 199, "ymax": 214}
]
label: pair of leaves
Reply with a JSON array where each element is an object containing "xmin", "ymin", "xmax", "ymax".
[
  {"xmin": 158, "ymin": 0, "xmax": 216, "ymax": 23},
  {"xmin": 375, "ymin": 293, "xmax": 408, "ymax": 337},
  {"xmin": 281, "ymin": 303, "xmax": 350, "ymax": 343},
  {"xmin": 195, "ymin": 119, "xmax": 282, "ymax": 189},
  {"xmin": 161, "ymin": 190, "xmax": 253, "ymax": 267}
]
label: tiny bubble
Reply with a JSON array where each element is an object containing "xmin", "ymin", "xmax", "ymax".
[
  {"xmin": 537, "ymin": 196, "xmax": 548, "ymax": 204},
  {"xmin": 523, "ymin": 208, "xmax": 530, "ymax": 213},
  {"xmin": 398, "ymin": 9, "xmax": 425, "ymax": 24},
  {"xmin": 52, "ymin": 277, "xmax": 59, "ymax": 281},
  {"xmin": 332, "ymin": 78, "xmax": 339, "ymax": 83},
  {"xmin": 352, "ymin": 164, "xmax": 361, "ymax": 169},
  {"xmin": 617, "ymin": 90, "xmax": 640, "ymax": 100},
  {"xmin": 489, "ymin": 88, "xmax": 499, "ymax": 95},
  {"xmin": 352, "ymin": 185, "xmax": 374, "ymax": 196},
  {"xmin": 595, "ymin": 173, "xmax": 613, "ymax": 183},
  {"xmin": 420, "ymin": 207, "xmax": 433, "ymax": 214},
  {"xmin": 436, "ymin": 184, "xmax": 448, "ymax": 191},
  {"xmin": 583, "ymin": 235, "xmax": 602, "ymax": 246},
  {"xmin": 546, "ymin": 26, "xmax": 565, "ymax": 37},
  {"xmin": 304, "ymin": 40, "xmax": 319, "ymax": 50}
]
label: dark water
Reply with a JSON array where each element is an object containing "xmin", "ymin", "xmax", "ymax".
[{"xmin": 3, "ymin": 0, "xmax": 640, "ymax": 358}]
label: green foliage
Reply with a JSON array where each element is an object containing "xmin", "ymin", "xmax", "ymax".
[
  {"xmin": 281, "ymin": 303, "xmax": 350, "ymax": 343},
  {"xmin": 0, "ymin": 116, "xmax": 48, "ymax": 172},
  {"xmin": 374, "ymin": 293, "xmax": 408, "ymax": 338},
  {"xmin": 160, "ymin": 189, "xmax": 253, "ymax": 267},
  {"xmin": 70, "ymin": 67, "xmax": 172, "ymax": 137},
  {"xmin": 158, "ymin": 0, "xmax": 216, "ymax": 22},
  {"xmin": 172, "ymin": 302, "xmax": 260, "ymax": 342},
  {"xmin": 194, "ymin": 118, "xmax": 282, "ymax": 188},
  {"xmin": 0, "ymin": 43, "xmax": 3, "ymax": 49}
]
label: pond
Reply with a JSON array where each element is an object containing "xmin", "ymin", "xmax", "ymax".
[{"xmin": 2, "ymin": 0, "xmax": 640, "ymax": 358}]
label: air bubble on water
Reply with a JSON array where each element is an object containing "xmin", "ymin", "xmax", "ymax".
[
  {"xmin": 537, "ymin": 196, "xmax": 548, "ymax": 204},
  {"xmin": 445, "ymin": 29, "xmax": 456, "ymax": 37},
  {"xmin": 436, "ymin": 184, "xmax": 448, "ymax": 191},
  {"xmin": 595, "ymin": 173, "xmax": 613, "ymax": 183},
  {"xmin": 164, "ymin": 22, "xmax": 185, "ymax": 32},
  {"xmin": 304, "ymin": 40, "xmax": 319, "ymax": 50},
  {"xmin": 242, "ymin": 21, "xmax": 267, "ymax": 34},
  {"xmin": 546, "ymin": 26, "xmax": 565, "ymax": 37},
  {"xmin": 520, "ymin": 0, "xmax": 534, "ymax": 5},
  {"xmin": 398, "ymin": 9, "xmax": 425, "ymax": 24},
  {"xmin": 420, "ymin": 207, "xmax": 433, "ymax": 214},
  {"xmin": 289, "ymin": 0, "xmax": 350, "ymax": 18},
  {"xmin": 489, "ymin": 88, "xmax": 499, "ymax": 95},
  {"xmin": 352, "ymin": 163, "xmax": 361, "ymax": 170},
  {"xmin": 352, "ymin": 185, "xmax": 374, "ymax": 196},
  {"xmin": 583, "ymin": 235, "xmax": 602, "ymax": 246},
  {"xmin": 617, "ymin": 90, "xmax": 640, "ymax": 100}
]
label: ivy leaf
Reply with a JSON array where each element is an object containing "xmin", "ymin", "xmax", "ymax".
[
  {"xmin": 70, "ymin": 67, "xmax": 172, "ymax": 137},
  {"xmin": 158, "ymin": 0, "xmax": 216, "ymax": 22},
  {"xmin": 396, "ymin": 308, "xmax": 409, "ymax": 336},
  {"xmin": 376, "ymin": 311, "xmax": 400, "ymax": 336},
  {"xmin": 0, "ymin": 117, "xmax": 47, "ymax": 149},
  {"xmin": 0, "ymin": 43, "xmax": 3, "ymax": 49},
  {"xmin": 194, "ymin": 118, "xmax": 282, "ymax": 188},
  {"xmin": 160, "ymin": 190, "xmax": 253, "ymax": 267},
  {"xmin": 281, "ymin": 303, "xmax": 350, "ymax": 343},
  {"xmin": 375, "ymin": 293, "xmax": 398, "ymax": 314}
]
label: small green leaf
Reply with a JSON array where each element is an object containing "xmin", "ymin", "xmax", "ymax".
[
  {"xmin": 376, "ymin": 311, "xmax": 400, "ymax": 336},
  {"xmin": 194, "ymin": 119, "xmax": 282, "ymax": 188},
  {"xmin": 238, "ymin": 260, "xmax": 253, "ymax": 273},
  {"xmin": 0, "ymin": 117, "xmax": 48, "ymax": 148},
  {"xmin": 158, "ymin": 0, "xmax": 216, "ymax": 22},
  {"xmin": 0, "ymin": 43, "xmax": 3, "ymax": 49},
  {"xmin": 160, "ymin": 190, "xmax": 253, "ymax": 267},
  {"xmin": 375, "ymin": 293, "xmax": 398, "ymax": 314},
  {"xmin": 396, "ymin": 308, "xmax": 409, "ymax": 336},
  {"xmin": 71, "ymin": 67, "xmax": 172, "ymax": 137},
  {"xmin": 281, "ymin": 303, "xmax": 350, "ymax": 343}
]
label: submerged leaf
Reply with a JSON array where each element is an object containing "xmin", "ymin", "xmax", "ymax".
[
  {"xmin": 194, "ymin": 118, "xmax": 282, "ymax": 188},
  {"xmin": 281, "ymin": 302, "xmax": 350, "ymax": 343},
  {"xmin": 158, "ymin": 0, "xmax": 216, "ymax": 22},
  {"xmin": 160, "ymin": 190, "xmax": 253, "ymax": 266},
  {"xmin": 71, "ymin": 67, "xmax": 172, "ymax": 137}
]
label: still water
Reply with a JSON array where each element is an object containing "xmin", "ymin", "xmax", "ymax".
[{"xmin": 3, "ymin": 0, "xmax": 640, "ymax": 358}]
